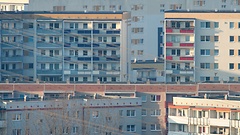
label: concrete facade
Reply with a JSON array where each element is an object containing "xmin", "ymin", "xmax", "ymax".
[{"xmin": 0, "ymin": 11, "xmax": 131, "ymax": 82}]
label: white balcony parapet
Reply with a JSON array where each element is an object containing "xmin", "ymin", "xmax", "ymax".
[
  {"xmin": 168, "ymin": 131, "xmax": 189, "ymax": 135},
  {"xmin": 168, "ymin": 116, "xmax": 188, "ymax": 124},
  {"xmin": 209, "ymin": 118, "xmax": 229, "ymax": 127}
]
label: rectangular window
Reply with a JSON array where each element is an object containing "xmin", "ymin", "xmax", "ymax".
[
  {"xmin": 127, "ymin": 110, "xmax": 136, "ymax": 117},
  {"xmin": 230, "ymin": 36, "xmax": 234, "ymax": 42},
  {"xmin": 200, "ymin": 22, "xmax": 210, "ymax": 28},
  {"xmin": 200, "ymin": 63, "xmax": 210, "ymax": 69},
  {"xmin": 127, "ymin": 125, "xmax": 136, "ymax": 132},
  {"xmin": 119, "ymin": 125, "xmax": 123, "ymax": 132},
  {"xmin": 72, "ymin": 127, "xmax": 78, "ymax": 134},
  {"xmin": 214, "ymin": 22, "xmax": 219, "ymax": 28},
  {"xmin": 214, "ymin": 36, "xmax": 219, "ymax": 42},
  {"xmin": 142, "ymin": 123, "xmax": 147, "ymax": 131},
  {"xmin": 230, "ymin": 49, "xmax": 234, "ymax": 56},
  {"xmin": 12, "ymin": 114, "xmax": 21, "ymax": 121},
  {"xmin": 214, "ymin": 63, "xmax": 219, "ymax": 70},
  {"xmin": 12, "ymin": 129, "xmax": 21, "ymax": 135},
  {"xmin": 238, "ymin": 36, "xmax": 240, "ymax": 42},
  {"xmin": 142, "ymin": 109, "xmax": 147, "ymax": 116},
  {"xmin": 214, "ymin": 49, "xmax": 219, "ymax": 56},
  {"xmin": 238, "ymin": 63, "xmax": 240, "ymax": 69},
  {"xmin": 119, "ymin": 110, "xmax": 123, "ymax": 116},
  {"xmin": 200, "ymin": 36, "xmax": 210, "ymax": 42},
  {"xmin": 230, "ymin": 22, "xmax": 234, "ymax": 29},
  {"xmin": 83, "ymin": 64, "xmax": 88, "ymax": 70},
  {"xmin": 92, "ymin": 111, "xmax": 99, "ymax": 118},
  {"xmin": 229, "ymin": 77, "xmax": 234, "ymax": 81},
  {"xmin": 229, "ymin": 63, "xmax": 234, "ymax": 70},
  {"xmin": 151, "ymin": 124, "xmax": 161, "ymax": 131},
  {"xmin": 200, "ymin": 49, "xmax": 210, "ymax": 56},
  {"xmin": 150, "ymin": 109, "xmax": 161, "ymax": 116},
  {"xmin": 150, "ymin": 95, "xmax": 161, "ymax": 102},
  {"xmin": 141, "ymin": 95, "xmax": 147, "ymax": 102},
  {"xmin": 112, "ymin": 37, "xmax": 116, "ymax": 42},
  {"xmin": 112, "ymin": 23, "xmax": 116, "ymax": 29}
]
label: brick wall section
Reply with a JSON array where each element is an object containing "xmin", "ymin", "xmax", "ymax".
[
  {"xmin": 1, "ymin": 83, "xmax": 240, "ymax": 93},
  {"xmin": 135, "ymin": 85, "xmax": 166, "ymax": 92},
  {"xmin": 166, "ymin": 84, "xmax": 197, "ymax": 93},
  {"xmin": 105, "ymin": 85, "xmax": 136, "ymax": 92},
  {"xmin": 198, "ymin": 84, "xmax": 230, "ymax": 91}
]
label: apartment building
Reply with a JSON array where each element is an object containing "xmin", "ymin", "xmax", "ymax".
[
  {"xmin": 168, "ymin": 96, "xmax": 240, "ymax": 135},
  {"xmin": 0, "ymin": 0, "xmax": 28, "ymax": 11},
  {"xmin": 26, "ymin": 0, "xmax": 240, "ymax": 83},
  {"xmin": 0, "ymin": 11, "xmax": 131, "ymax": 82},
  {"xmin": 165, "ymin": 11, "xmax": 240, "ymax": 83},
  {"xmin": 0, "ymin": 95, "xmax": 142, "ymax": 135}
]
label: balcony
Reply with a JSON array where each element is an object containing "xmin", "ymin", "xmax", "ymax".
[
  {"xmin": 166, "ymin": 28, "xmax": 173, "ymax": 33},
  {"xmin": 166, "ymin": 42, "xmax": 173, "ymax": 47},
  {"xmin": 37, "ymin": 28, "xmax": 62, "ymax": 35},
  {"xmin": 180, "ymin": 29, "xmax": 194, "ymax": 33},
  {"xmin": 1, "ymin": 29, "xmax": 21, "ymax": 35},
  {"xmin": 37, "ymin": 42, "xmax": 62, "ymax": 48},
  {"xmin": 168, "ymin": 116, "xmax": 188, "ymax": 124},
  {"xmin": 168, "ymin": 131, "xmax": 189, "ymax": 135},
  {"xmin": 180, "ymin": 56, "xmax": 194, "ymax": 61},
  {"xmin": 64, "ymin": 70, "xmax": 92, "ymax": 75},
  {"xmin": 189, "ymin": 117, "xmax": 209, "ymax": 126},
  {"xmin": 1, "ymin": 56, "xmax": 23, "ymax": 62},
  {"xmin": 37, "ymin": 56, "xmax": 62, "ymax": 62},
  {"xmin": 166, "ymin": 56, "xmax": 173, "ymax": 60},
  {"xmin": 209, "ymin": 118, "xmax": 229, "ymax": 127},
  {"xmin": 37, "ymin": 70, "xmax": 62, "ymax": 75},
  {"xmin": 0, "ymin": 120, "xmax": 6, "ymax": 127},
  {"xmin": 106, "ymin": 30, "xmax": 120, "ymax": 34},
  {"xmin": 180, "ymin": 43, "xmax": 194, "ymax": 47},
  {"xmin": 231, "ymin": 120, "xmax": 240, "ymax": 128}
]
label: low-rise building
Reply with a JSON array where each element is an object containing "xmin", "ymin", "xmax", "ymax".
[{"xmin": 168, "ymin": 96, "xmax": 240, "ymax": 135}]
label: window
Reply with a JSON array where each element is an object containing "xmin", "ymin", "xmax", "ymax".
[
  {"xmin": 214, "ymin": 77, "xmax": 219, "ymax": 81},
  {"xmin": 150, "ymin": 109, "xmax": 161, "ymax": 116},
  {"xmin": 230, "ymin": 49, "xmax": 234, "ymax": 56},
  {"xmin": 119, "ymin": 125, "xmax": 123, "ymax": 132},
  {"xmin": 200, "ymin": 36, "xmax": 210, "ymax": 41},
  {"xmin": 137, "ymin": 50, "xmax": 143, "ymax": 55},
  {"xmin": 185, "ymin": 36, "xmax": 190, "ymax": 42},
  {"xmin": 83, "ymin": 23, "xmax": 88, "ymax": 29},
  {"xmin": 127, "ymin": 125, "xmax": 136, "ymax": 132},
  {"xmin": 83, "ymin": 37, "xmax": 88, "ymax": 42},
  {"xmin": 105, "ymin": 116, "xmax": 112, "ymax": 121},
  {"xmin": 200, "ymin": 22, "xmax": 210, "ymax": 28},
  {"xmin": 83, "ymin": 64, "xmax": 88, "ymax": 70},
  {"xmin": 72, "ymin": 127, "xmax": 78, "ymax": 134},
  {"xmin": 230, "ymin": 22, "xmax": 234, "ymax": 29},
  {"xmin": 151, "ymin": 124, "xmax": 161, "ymax": 131},
  {"xmin": 229, "ymin": 77, "xmax": 234, "ymax": 81},
  {"xmin": 62, "ymin": 127, "xmax": 69, "ymax": 134},
  {"xmin": 127, "ymin": 110, "xmax": 136, "ymax": 117},
  {"xmin": 229, "ymin": 63, "xmax": 234, "ymax": 70},
  {"xmin": 150, "ymin": 95, "xmax": 161, "ymax": 102},
  {"xmin": 214, "ymin": 63, "xmax": 219, "ymax": 70},
  {"xmin": 83, "ymin": 77, "xmax": 88, "ymax": 82},
  {"xmin": 141, "ymin": 95, "xmax": 147, "ymax": 102},
  {"xmin": 92, "ymin": 111, "xmax": 99, "ymax": 118},
  {"xmin": 12, "ymin": 129, "xmax": 21, "ymax": 135},
  {"xmin": 238, "ymin": 50, "xmax": 240, "ymax": 55},
  {"xmin": 238, "ymin": 36, "xmax": 240, "ymax": 42},
  {"xmin": 142, "ymin": 123, "xmax": 147, "ymax": 131},
  {"xmin": 119, "ymin": 110, "xmax": 123, "ymax": 116},
  {"xmin": 200, "ymin": 76, "xmax": 210, "ymax": 81},
  {"xmin": 12, "ymin": 114, "xmax": 21, "ymax": 121},
  {"xmin": 238, "ymin": 63, "xmax": 240, "ymax": 69},
  {"xmin": 200, "ymin": 49, "xmax": 210, "ymax": 56},
  {"xmin": 214, "ymin": 22, "xmax": 219, "ymax": 28},
  {"xmin": 214, "ymin": 36, "xmax": 219, "ymax": 42},
  {"xmin": 230, "ymin": 36, "xmax": 234, "ymax": 42},
  {"xmin": 238, "ymin": 22, "xmax": 240, "ymax": 28},
  {"xmin": 112, "ymin": 23, "xmax": 116, "ymax": 29},
  {"xmin": 41, "ymin": 64, "xmax": 46, "ymax": 70},
  {"xmin": 83, "ymin": 50, "xmax": 88, "ymax": 56},
  {"xmin": 142, "ymin": 109, "xmax": 147, "ymax": 116},
  {"xmin": 214, "ymin": 49, "xmax": 219, "ymax": 56},
  {"xmin": 112, "ymin": 37, "xmax": 116, "ymax": 42}
]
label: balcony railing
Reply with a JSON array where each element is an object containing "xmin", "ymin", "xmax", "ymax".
[{"xmin": 180, "ymin": 56, "xmax": 194, "ymax": 61}]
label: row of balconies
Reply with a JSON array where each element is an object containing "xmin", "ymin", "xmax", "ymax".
[
  {"xmin": 166, "ymin": 56, "xmax": 194, "ymax": 61},
  {"xmin": 168, "ymin": 116, "xmax": 240, "ymax": 128},
  {"xmin": 64, "ymin": 43, "xmax": 120, "ymax": 48},
  {"xmin": 64, "ymin": 29, "xmax": 120, "ymax": 35}
]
